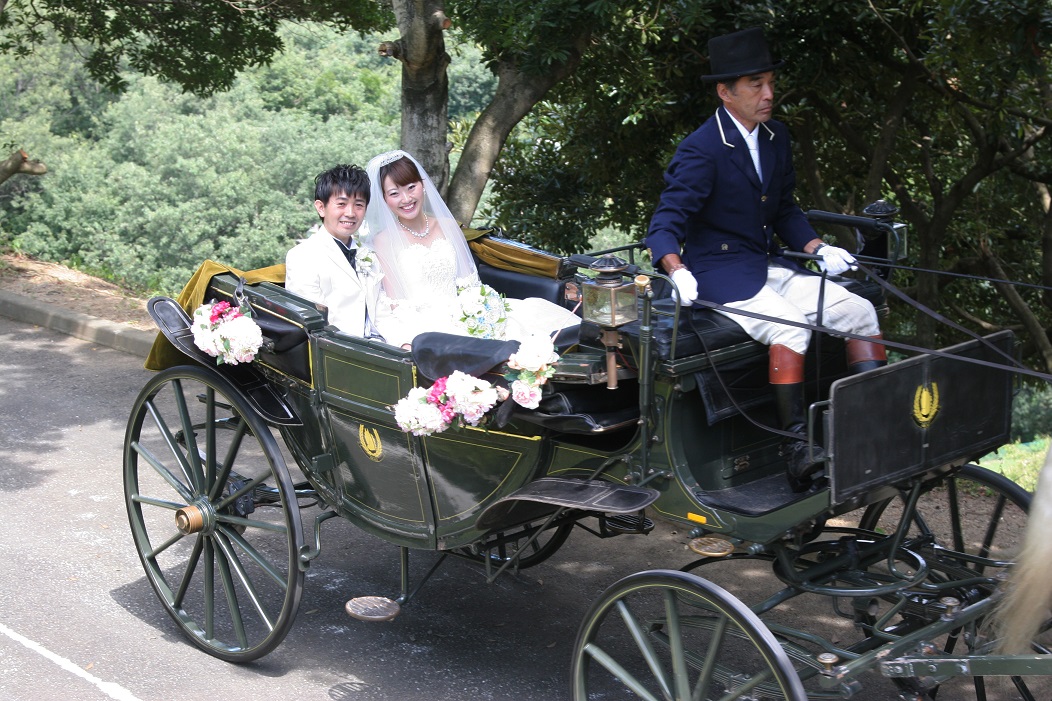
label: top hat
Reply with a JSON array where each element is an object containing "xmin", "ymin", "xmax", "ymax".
[{"xmin": 702, "ymin": 27, "xmax": 785, "ymax": 83}]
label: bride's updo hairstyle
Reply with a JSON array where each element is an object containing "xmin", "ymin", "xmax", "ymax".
[{"xmin": 378, "ymin": 156, "xmax": 422, "ymax": 190}]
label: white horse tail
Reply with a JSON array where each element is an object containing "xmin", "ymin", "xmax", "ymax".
[{"xmin": 992, "ymin": 444, "xmax": 1052, "ymax": 654}]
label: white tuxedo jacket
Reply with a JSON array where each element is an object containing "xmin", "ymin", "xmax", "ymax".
[{"xmin": 285, "ymin": 230, "xmax": 385, "ymax": 338}]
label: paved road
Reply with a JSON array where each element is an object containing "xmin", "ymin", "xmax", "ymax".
[{"xmin": 0, "ymin": 315, "xmax": 1037, "ymax": 700}]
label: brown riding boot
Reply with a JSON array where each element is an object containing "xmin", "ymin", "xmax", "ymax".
[
  {"xmin": 770, "ymin": 344, "xmax": 826, "ymax": 492},
  {"xmin": 846, "ymin": 334, "xmax": 887, "ymax": 374}
]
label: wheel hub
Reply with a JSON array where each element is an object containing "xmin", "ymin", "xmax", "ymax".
[{"xmin": 175, "ymin": 500, "xmax": 215, "ymax": 535}]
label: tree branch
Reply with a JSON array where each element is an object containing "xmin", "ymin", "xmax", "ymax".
[
  {"xmin": 0, "ymin": 150, "xmax": 47, "ymax": 186},
  {"xmin": 979, "ymin": 238, "xmax": 1052, "ymax": 374}
]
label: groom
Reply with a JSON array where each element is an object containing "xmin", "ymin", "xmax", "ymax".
[{"xmin": 285, "ymin": 164, "xmax": 386, "ymax": 338}]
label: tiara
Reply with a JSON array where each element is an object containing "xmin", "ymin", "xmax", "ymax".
[{"xmin": 373, "ymin": 150, "xmax": 409, "ymax": 169}]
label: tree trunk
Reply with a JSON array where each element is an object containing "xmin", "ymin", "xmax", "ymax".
[
  {"xmin": 0, "ymin": 149, "xmax": 47, "ymax": 186},
  {"xmin": 446, "ymin": 28, "xmax": 592, "ymax": 224},
  {"xmin": 390, "ymin": 0, "xmax": 451, "ymax": 193}
]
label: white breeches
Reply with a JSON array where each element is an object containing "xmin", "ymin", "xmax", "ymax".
[{"xmin": 717, "ymin": 265, "xmax": 881, "ymax": 355}]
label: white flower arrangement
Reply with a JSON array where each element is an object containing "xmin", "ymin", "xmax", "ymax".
[
  {"xmin": 503, "ymin": 333, "xmax": 559, "ymax": 410},
  {"xmin": 392, "ymin": 335, "xmax": 560, "ymax": 436},
  {"xmin": 393, "ymin": 370, "xmax": 505, "ymax": 436},
  {"xmin": 454, "ymin": 284, "xmax": 507, "ymax": 340},
  {"xmin": 191, "ymin": 300, "xmax": 264, "ymax": 365}
]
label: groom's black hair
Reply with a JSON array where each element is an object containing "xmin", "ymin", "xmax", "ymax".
[{"xmin": 314, "ymin": 164, "xmax": 370, "ymax": 212}]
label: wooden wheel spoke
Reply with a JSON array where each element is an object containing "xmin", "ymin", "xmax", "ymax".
[
  {"xmin": 213, "ymin": 539, "xmax": 250, "ymax": 647},
  {"xmin": 131, "ymin": 438, "xmax": 194, "ymax": 504},
  {"xmin": 947, "ymin": 478, "xmax": 965, "ymax": 553},
  {"xmin": 573, "ymin": 571, "xmax": 803, "ymax": 700},
  {"xmin": 213, "ymin": 532, "xmax": 276, "ymax": 634},
  {"xmin": 213, "ymin": 471, "xmax": 268, "ymax": 512},
  {"xmin": 663, "ymin": 590, "xmax": 690, "ymax": 701},
  {"xmin": 209, "ymin": 419, "xmax": 248, "ymax": 502},
  {"xmin": 582, "ymin": 643, "xmax": 664, "ymax": 701},
  {"xmin": 692, "ymin": 614, "xmax": 727, "ymax": 701},
  {"xmin": 615, "ymin": 600, "xmax": 672, "ymax": 700},
  {"xmin": 219, "ymin": 524, "xmax": 290, "ymax": 590},
  {"xmin": 173, "ymin": 536, "xmax": 204, "ymax": 608},
  {"xmin": 169, "ymin": 379, "xmax": 205, "ymax": 493},
  {"xmin": 978, "ymin": 495, "xmax": 1007, "ymax": 562}
]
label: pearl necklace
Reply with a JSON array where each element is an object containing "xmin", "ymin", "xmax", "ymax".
[{"xmin": 398, "ymin": 213, "xmax": 430, "ymax": 239}]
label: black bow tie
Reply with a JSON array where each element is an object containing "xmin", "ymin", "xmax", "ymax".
[{"xmin": 334, "ymin": 238, "xmax": 357, "ymax": 269}]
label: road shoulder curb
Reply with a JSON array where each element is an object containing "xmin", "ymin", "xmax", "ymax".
[{"xmin": 0, "ymin": 289, "xmax": 156, "ymax": 358}]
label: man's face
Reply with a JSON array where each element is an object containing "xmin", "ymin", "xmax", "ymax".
[
  {"xmin": 718, "ymin": 71, "xmax": 775, "ymax": 130},
  {"xmin": 314, "ymin": 189, "xmax": 367, "ymax": 243}
]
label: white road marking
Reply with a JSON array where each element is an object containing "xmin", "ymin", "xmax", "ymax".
[{"xmin": 0, "ymin": 622, "xmax": 142, "ymax": 701}]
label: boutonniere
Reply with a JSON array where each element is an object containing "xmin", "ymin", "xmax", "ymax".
[{"xmin": 355, "ymin": 244, "xmax": 379, "ymax": 277}]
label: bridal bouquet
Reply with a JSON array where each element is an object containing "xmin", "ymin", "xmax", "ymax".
[
  {"xmin": 191, "ymin": 300, "xmax": 264, "ymax": 365},
  {"xmin": 393, "ymin": 334, "xmax": 560, "ymax": 436},
  {"xmin": 454, "ymin": 284, "xmax": 508, "ymax": 340}
]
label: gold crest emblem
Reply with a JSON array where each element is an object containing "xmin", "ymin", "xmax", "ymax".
[
  {"xmin": 359, "ymin": 425, "xmax": 383, "ymax": 462},
  {"xmin": 912, "ymin": 382, "xmax": 940, "ymax": 428}
]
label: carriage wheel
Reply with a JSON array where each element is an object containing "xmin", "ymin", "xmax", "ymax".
[
  {"xmin": 460, "ymin": 521, "xmax": 574, "ymax": 569},
  {"xmin": 858, "ymin": 463, "xmax": 1030, "ymax": 575},
  {"xmin": 572, "ymin": 569, "xmax": 806, "ymax": 700},
  {"xmin": 859, "ymin": 463, "xmax": 1043, "ymax": 699},
  {"xmin": 124, "ymin": 366, "xmax": 305, "ymax": 662}
]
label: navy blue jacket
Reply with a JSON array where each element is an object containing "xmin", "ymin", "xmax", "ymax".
[{"xmin": 646, "ymin": 107, "xmax": 816, "ymax": 304}]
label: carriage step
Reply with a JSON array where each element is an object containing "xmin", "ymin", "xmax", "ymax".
[
  {"xmin": 345, "ymin": 596, "xmax": 400, "ymax": 622},
  {"xmin": 688, "ymin": 536, "xmax": 735, "ymax": 557},
  {"xmin": 600, "ymin": 513, "xmax": 655, "ymax": 536}
]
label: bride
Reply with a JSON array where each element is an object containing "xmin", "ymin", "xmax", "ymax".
[{"xmin": 364, "ymin": 150, "xmax": 580, "ymax": 349}]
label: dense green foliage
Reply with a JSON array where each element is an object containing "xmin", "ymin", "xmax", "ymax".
[
  {"xmin": 483, "ymin": 0, "xmax": 1052, "ymax": 362},
  {"xmin": 0, "ymin": 24, "xmax": 494, "ymax": 293},
  {"xmin": 2, "ymin": 0, "xmax": 1052, "ymax": 373}
]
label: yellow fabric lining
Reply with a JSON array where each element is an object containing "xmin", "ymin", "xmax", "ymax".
[
  {"xmin": 463, "ymin": 227, "xmax": 564, "ymax": 280},
  {"xmin": 143, "ymin": 260, "xmax": 286, "ymax": 371}
]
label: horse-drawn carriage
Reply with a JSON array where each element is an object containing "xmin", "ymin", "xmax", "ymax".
[{"xmin": 123, "ymin": 206, "xmax": 1047, "ymax": 699}]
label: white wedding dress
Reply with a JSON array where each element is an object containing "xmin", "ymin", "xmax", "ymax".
[{"xmin": 375, "ymin": 238, "xmax": 580, "ymax": 348}]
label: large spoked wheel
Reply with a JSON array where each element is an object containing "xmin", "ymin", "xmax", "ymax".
[
  {"xmin": 858, "ymin": 463, "xmax": 1030, "ymax": 575},
  {"xmin": 124, "ymin": 365, "xmax": 305, "ymax": 662},
  {"xmin": 572, "ymin": 569, "xmax": 806, "ymax": 701},
  {"xmin": 859, "ymin": 463, "xmax": 1039, "ymax": 699}
]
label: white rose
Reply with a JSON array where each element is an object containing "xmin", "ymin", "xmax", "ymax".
[{"xmin": 508, "ymin": 333, "xmax": 558, "ymax": 372}]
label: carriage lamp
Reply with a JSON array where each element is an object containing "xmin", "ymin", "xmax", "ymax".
[
  {"xmin": 582, "ymin": 255, "xmax": 638, "ymax": 328},
  {"xmin": 581, "ymin": 255, "xmax": 639, "ymax": 389}
]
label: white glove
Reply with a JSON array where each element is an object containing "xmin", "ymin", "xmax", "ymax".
[
  {"xmin": 670, "ymin": 267, "xmax": 698, "ymax": 307},
  {"xmin": 815, "ymin": 244, "xmax": 857, "ymax": 275}
]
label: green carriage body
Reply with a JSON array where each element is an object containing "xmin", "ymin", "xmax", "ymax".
[{"xmin": 126, "ymin": 230, "xmax": 1046, "ymax": 697}]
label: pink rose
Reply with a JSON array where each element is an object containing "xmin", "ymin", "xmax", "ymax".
[
  {"xmin": 209, "ymin": 301, "xmax": 232, "ymax": 324},
  {"xmin": 511, "ymin": 380, "xmax": 542, "ymax": 410},
  {"xmin": 427, "ymin": 377, "xmax": 448, "ymax": 405}
]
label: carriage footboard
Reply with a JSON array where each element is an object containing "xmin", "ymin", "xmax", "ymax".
[
  {"xmin": 826, "ymin": 330, "xmax": 1014, "ymax": 504},
  {"xmin": 475, "ymin": 478, "xmax": 659, "ymax": 531}
]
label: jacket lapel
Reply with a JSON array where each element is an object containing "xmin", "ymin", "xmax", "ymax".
[
  {"xmin": 718, "ymin": 108, "xmax": 762, "ymax": 191},
  {"xmin": 758, "ymin": 122, "xmax": 776, "ymax": 194},
  {"xmin": 312, "ymin": 230, "xmax": 363, "ymax": 289}
]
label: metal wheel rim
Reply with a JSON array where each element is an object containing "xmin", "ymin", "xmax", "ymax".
[
  {"xmin": 123, "ymin": 365, "xmax": 305, "ymax": 662},
  {"xmin": 572, "ymin": 568, "xmax": 806, "ymax": 700}
]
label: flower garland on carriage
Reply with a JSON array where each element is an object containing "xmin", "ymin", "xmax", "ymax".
[{"xmin": 392, "ymin": 332, "xmax": 559, "ymax": 437}]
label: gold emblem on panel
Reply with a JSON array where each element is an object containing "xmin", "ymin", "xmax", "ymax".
[
  {"xmin": 912, "ymin": 382, "xmax": 940, "ymax": 428},
  {"xmin": 359, "ymin": 425, "xmax": 384, "ymax": 462}
]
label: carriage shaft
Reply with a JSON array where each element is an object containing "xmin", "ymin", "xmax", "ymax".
[{"xmin": 881, "ymin": 654, "xmax": 1052, "ymax": 680}]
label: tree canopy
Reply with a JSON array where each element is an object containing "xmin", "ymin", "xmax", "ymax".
[{"xmin": 2, "ymin": 0, "xmax": 1052, "ymax": 368}]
